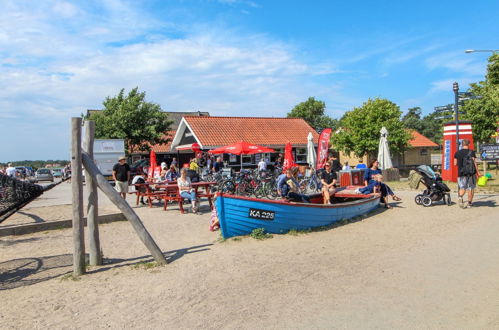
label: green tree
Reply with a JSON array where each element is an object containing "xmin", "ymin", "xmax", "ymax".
[
  {"xmin": 460, "ymin": 54, "xmax": 499, "ymax": 143},
  {"xmin": 331, "ymin": 98, "xmax": 411, "ymax": 158},
  {"xmin": 402, "ymin": 107, "xmax": 423, "ymax": 132},
  {"xmin": 86, "ymin": 87, "xmax": 172, "ymax": 153},
  {"xmin": 420, "ymin": 111, "xmax": 445, "ymax": 145},
  {"xmin": 287, "ymin": 97, "xmax": 338, "ymax": 131}
]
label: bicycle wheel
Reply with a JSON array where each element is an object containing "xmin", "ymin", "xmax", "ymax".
[
  {"xmin": 299, "ymin": 178, "xmax": 309, "ymax": 193},
  {"xmin": 253, "ymin": 183, "xmax": 265, "ymax": 198},
  {"xmin": 221, "ymin": 180, "xmax": 235, "ymax": 194}
]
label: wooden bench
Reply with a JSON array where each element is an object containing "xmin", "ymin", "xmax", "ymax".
[{"xmin": 134, "ymin": 183, "xmax": 169, "ymax": 208}]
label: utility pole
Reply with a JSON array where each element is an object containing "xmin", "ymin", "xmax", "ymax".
[{"xmin": 453, "ymin": 82, "xmax": 460, "ymax": 150}]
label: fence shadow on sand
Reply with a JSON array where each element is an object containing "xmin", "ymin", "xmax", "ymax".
[{"xmin": 0, "ymin": 243, "xmax": 212, "ymax": 290}]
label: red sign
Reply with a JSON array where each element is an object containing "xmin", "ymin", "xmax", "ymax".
[{"xmin": 316, "ymin": 128, "xmax": 332, "ymax": 170}]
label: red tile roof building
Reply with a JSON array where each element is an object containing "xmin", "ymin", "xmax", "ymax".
[
  {"xmin": 172, "ymin": 116, "xmax": 319, "ymax": 149},
  {"xmin": 408, "ymin": 130, "xmax": 438, "ymax": 148}
]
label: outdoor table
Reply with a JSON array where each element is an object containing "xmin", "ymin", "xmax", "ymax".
[{"xmin": 191, "ymin": 181, "xmax": 217, "ymax": 210}]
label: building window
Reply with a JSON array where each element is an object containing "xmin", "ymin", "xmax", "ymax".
[
  {"xmin": 242, "ymin": 154, "xmax": 254, "ymax": 164},
  {"xmin": 420, "ymin": 148, "xmax": 428, "ymax": 156},
  {"xmin": 295, "ymin": 148, "xmax": 307, "ymax": 163}
]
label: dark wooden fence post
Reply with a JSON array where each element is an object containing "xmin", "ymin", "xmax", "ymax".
[
  {"xmin": 83, "ymin": 120, "xmax": 101, "ymax": 265},
  {"xmin": 71, "ymin": 117, "xmax": 85, "ymax": 276}
]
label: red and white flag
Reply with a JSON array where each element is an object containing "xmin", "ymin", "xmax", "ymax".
[{"xmin": 316, "ymin": 128, "xmax": 332, "ymax": 170}]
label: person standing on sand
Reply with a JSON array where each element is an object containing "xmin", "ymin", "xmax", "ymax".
[
  {"xmin": 113, "ymin": 156, "xmax": 130, "ymax": 199},
  {"xmin": 454, "ymin": 139, "xmax": 481, "ymax": 208}
]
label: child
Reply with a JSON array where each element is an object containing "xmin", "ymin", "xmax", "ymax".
[{"xmin": 210, "ymin": 201, "xmax": 220, "ymax": 231}]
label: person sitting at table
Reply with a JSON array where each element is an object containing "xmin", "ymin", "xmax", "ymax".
[
  {"xmin": 131, "ymin": 170, "xmax": 147, "ymax": 205},
  {"xmin": 364, "ymin": 159, "xmax": 401, "ymax": 207},
  {"xmin": 160, "ymin": 165, "xmax": 168, "ymax": 181},
  {"xmin": 165, "ymin": 164, "xmax": 178, "ymax": 181},
  {"xmin": 321, "ymin": 162, "xmax": 337, "ymax": 204},
  {"xmin": 178, "ymin": 168, "xmax": 200, "ymax": 213}
]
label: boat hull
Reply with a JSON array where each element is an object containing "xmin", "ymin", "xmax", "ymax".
[{"xmin": 216, "ymin": 193, "xmax": 380, "ymax": 238}]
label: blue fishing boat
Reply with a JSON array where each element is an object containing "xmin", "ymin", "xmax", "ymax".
[{"xmin": 216, "ymin": 188, "xmax": 381, "ymax": 238}]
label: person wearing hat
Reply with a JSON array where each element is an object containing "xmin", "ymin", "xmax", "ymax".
[{"xmin": 113, "ymin": 156, "xmax": 130, "ymax": 199}]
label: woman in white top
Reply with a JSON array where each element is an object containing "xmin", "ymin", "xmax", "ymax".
[{"xmin": 178, "ymin": 168, "xmax": 200, "ymax": 213}]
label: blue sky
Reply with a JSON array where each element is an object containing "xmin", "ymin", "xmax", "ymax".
[{"xmin": 1, "ymin": 0, "xmax": 498, "ymax": 162}]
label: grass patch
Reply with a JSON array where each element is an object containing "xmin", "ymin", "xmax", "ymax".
[
  {"xmin": 216, "ymin": 233, "xmax": 226, "ymax": 243},
  {"xmin": 250, "ymin": 228, "xmax": 273, "ymax": 240},
  {"xmin": 232, "ymin": 237, "xmax": 242, "ymax": 242},
  {"xmin": 131, "ymin": 261, "xmax": 159, "ymax": 270},
  {"xmin": 287, "ymin": 228, "xmax": 312, "ymax": 236}
]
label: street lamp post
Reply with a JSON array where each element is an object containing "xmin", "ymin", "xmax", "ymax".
[
  {"xmin": 464, "ymin": 49, "xmax": 499, "ymax": 54},
  {"xmin": 453, "ymin": 82, "xmax": 460, "ymax": 150}
]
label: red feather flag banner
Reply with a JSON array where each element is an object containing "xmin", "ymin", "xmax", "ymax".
[
  {"xmin": 282, "ymin": 142, "xmax": 297, "ymax": 172},
  {"xmin": 316, "ymin": 128, "xmax": 332, "ymax": 170},
  {"xmin": 148, "ymin": 150, "xmax": 159, "ymax": 180}
]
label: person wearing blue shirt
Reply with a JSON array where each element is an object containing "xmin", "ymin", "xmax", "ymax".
[
  {"xmin": 363, "ymin": 159, "xmax": 401, "ymax": 208},
  {"xmin": 356, "ymin": 159, "xmax": 367, "ymax": 169}
]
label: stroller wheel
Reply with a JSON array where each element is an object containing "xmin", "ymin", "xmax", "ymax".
[
  {"xmin": 422, "ymin": 196, "xmax": 432, "ymax": 207},
  {"xmin": 415, "ymin": 194, "xmax": 424, "ymax": 205}
]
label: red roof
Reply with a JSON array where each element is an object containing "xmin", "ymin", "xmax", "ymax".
[
  {"xmin": 183, "ymin": 116, "xmax": 319, "ymax": 147},
  {"xmin": 409, "ymin": 130, "xmax": 438, "ymax": 147}
]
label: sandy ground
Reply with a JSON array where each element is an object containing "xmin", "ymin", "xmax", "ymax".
[{"xmin": 1, "ymin": 187, "xmax": 499, "ymax": 329}]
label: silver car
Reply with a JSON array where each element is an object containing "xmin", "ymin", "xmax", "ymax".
[{"xmin": 35, "ymin": 168, "xmax": 54, "ymax": 182}]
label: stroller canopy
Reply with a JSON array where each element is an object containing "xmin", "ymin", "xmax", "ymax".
[{"xmin": 417, "ymin": 165, "xmax": 436, "ymax": 180}]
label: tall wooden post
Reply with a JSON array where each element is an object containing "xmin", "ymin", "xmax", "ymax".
[
  {"xmin": 71, "ymin": 117, "xmax": 85, "ymax": 275},
  {"xmin": 83, "ymin": 120, "xmax": 101, "ymax": 265},
  {"xmin": 82, "ymin": 152, "xmax": 167, "ymax": 265}
]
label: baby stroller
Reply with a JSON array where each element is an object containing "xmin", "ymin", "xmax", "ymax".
[{"xmin": 414, "ymin": 165, "xmax": 451, "ymax": 207}]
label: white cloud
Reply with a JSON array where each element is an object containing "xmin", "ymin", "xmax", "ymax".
[
  {"xmin": 0, "ymin": 0, "xmax": 344, "ymax": 161},
  {"xmin": 425, "ymin": 51, "xmax": 486, "ymax": 76},
  {"xmin": 52, "ymin": 1, "xmax": 79, "ymax": 17}
]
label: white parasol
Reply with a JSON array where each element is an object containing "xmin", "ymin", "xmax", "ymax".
[
  {"xmin": 306, "ymin": 132, "xmax": 317, "ymax": 170},
  {"xmin": 377, "ymin": 126, "xmax": 393, "ymax": 170}
]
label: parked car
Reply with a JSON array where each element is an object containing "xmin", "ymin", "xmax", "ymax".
[
  {"xmin": 15, "ymin": 166, "xmax": 28, "ymax": 178},
  {"xmin": 51, "ymin": 168, "xmax": 63, "ymax": 178},
  {"xmin": 35, "ymin": 168, "xmax": 54, "ymax": 182},
  {"xmin": 130, "ymin": 159, "xmax": 149, "ymax": 178}
]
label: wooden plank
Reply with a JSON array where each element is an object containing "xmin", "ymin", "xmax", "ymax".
[
  {"xmin": 71, "ymin": 117, "xmax": 86, "ymax": 276},
  {"xmin": 81, "ymin": 152, "xmax": 167, "ymax": 265},
  {"xmin": 83, "ymin": 120, "xmax": 102, "ymax": 266}
]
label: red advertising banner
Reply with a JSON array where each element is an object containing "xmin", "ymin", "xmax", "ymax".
[
  {"xmin": 316, "ymin": 128, "xmax": 332, "ymax": 170},
  {"xmin": 282, "ymin": 142, "xmax": 297, "ymax": 172}
]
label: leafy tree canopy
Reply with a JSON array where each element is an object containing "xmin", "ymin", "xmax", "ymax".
[
  {"xmin": 331, "ymin": 98, "xmax": 411, "ymax": 158},
  {"xmin": 402, "ymin": 107, "xmax": 423, "ymax": 132},
  {"xmin": 0, "ymin": 160, "xmax": 69, "ymax": 170},
  {"xmin": 86, "ymin": 87, "xmax": 172, "ymax": 153},
  {"xmin": 461, "ymin": 53, "xmax": 499, "ymax": 143},
  {"xmin": 401, "ymin": 106, "xmax": 445, "ymax": 145},
  {"xmin": 287, "ymin": 97, "xmax": 338, "ymax": 131}
]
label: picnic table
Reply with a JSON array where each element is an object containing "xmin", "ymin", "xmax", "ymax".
[{"xmin": 133, "ymin": 181, "xmax": 217, "ymax": 213}]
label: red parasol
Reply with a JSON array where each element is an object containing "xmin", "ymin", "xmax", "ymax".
[
  {"xmin": 209, "ymin": 141, "xmax": 274, "ymax": 155},
  {"xmin": 209, "ymin": 141, "xmax": 274, "ymax": 169},
  {"xmin": 282, "ymin": 142, "xmax": 297, "ymax": 172}
]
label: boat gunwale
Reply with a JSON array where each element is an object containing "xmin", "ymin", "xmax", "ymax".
[{"xmin": 215, "ymin": 192, "xmax": 380, "ymax": 209}]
